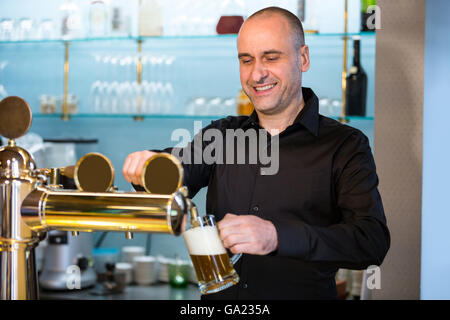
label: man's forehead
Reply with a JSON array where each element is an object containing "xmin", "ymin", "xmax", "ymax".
[
  {"xmin": 238, "ymin": 14, "xmax": 292, "ymax": 45},
  {"xmin": 237, "ymin": 15, "xmax": 293, "ymax": 53},
  {"xmin": 239, "ymin": 13, "xmax": 289, "ymax": 35}
]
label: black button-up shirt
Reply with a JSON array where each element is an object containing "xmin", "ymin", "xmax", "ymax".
[{"xmin": 145, "ymin": 87, "xmax": 390, "ymax": 300}]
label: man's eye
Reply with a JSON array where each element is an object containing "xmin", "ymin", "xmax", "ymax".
[
  {"xmin": 241, "ymin": 59, "xmax": 252, "ymax": 64},
  {"xmin": 266, "ymin": 56, "xmax": 279, "ymax": 61}
]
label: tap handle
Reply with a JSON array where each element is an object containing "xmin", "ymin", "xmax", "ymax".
[
  {"xmin": 0, "ymin": 96, "xmax": 32, "ymax": 140},
  {"xmin": 74, "ymin": 152, "xmax": 115, "ymax": 192},
  {"xmin": 61, "ymin": 165, "xmax": 75, "ymax": 179},
  {"xmin": 141, "ymin": 153, "xmax": 184, "ymax": 195}
]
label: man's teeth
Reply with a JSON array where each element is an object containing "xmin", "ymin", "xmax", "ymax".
[{"xmin": 255, "ymin": 84, "xmax": 276, "ymax": 91}]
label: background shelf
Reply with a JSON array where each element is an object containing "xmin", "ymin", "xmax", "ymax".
[
  {"xmin": 0, "ymin": 32, "xmax": 375, "ymax": 45},
  {"xmin": 32, "ymin": 112, "xmax": 375, "ymax": 122}
]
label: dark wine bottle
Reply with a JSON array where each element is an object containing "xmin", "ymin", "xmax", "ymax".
[{"xmin": 345, "ymin": 38, "xmax": 367, "ymax": 116}]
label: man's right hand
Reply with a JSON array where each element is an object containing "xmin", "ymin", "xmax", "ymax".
[{"xmin": 122, "ymin": 150, "xmax": 157, "ymax": 186}]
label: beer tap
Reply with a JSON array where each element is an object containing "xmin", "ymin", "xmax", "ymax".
[{"xmin": 0, "ymin": 96, "xmax": 194, "ymax": 300}]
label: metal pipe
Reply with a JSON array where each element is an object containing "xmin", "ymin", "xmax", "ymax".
[
  {"xmin": 0, "ymin": 240, "xmax": 39, "ymax": 300},
  {"xmin": 1, "ymin": 136, "xmax": 41, "ymax": 300},
  {"xmin": 340, "ymin": 0, "xmax": 349, "ymax": 123},
  {"xmin": 61, "ymin": 41, "xmax": 70, "ymax": 121},
  {"xmin": 133, "ymin": 39, "xmax": 144, "ymax": 121},
  {"xmin": 21, "ymin": 187, "xmax": 187, "ymax": 236}
]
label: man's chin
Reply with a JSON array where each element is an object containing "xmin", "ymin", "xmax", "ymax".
[{"xmin": 253, "ymin": 104, "xmax": 279, "ymax": 115}]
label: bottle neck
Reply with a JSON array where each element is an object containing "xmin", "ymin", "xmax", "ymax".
[{"xmin": 353, "ymin": 39, "xmax": 361, "ymax": 67}]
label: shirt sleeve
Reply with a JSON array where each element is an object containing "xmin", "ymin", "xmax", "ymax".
[{"xmin": 270, "ymin": 130, "xmax": 391, "ymax": 270}]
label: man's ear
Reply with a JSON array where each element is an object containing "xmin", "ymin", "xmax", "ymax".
[{"xmin": 299, "ymin": 45, "xmax": 310, "ymax": 72}]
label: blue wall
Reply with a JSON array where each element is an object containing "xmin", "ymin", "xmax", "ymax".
[{"xmin": 421, "ymin": 0, "xmax": 450, "ymax": 299}]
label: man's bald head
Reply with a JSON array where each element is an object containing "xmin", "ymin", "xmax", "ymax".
[{"xmin": 244, "ymin": 6, "xmax": 305, "ymax": 51}]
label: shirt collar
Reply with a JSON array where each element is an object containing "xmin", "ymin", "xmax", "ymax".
[{"xmin": 241, "ymin": 87, "xmax": 320, "ymax": 136}]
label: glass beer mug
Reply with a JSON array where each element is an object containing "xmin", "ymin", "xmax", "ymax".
[{"xmin": 183, "ymin": 214, "xmax": 241, "ymax": 295}]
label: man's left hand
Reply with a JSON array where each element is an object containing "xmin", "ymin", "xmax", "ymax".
[{"xmin": 218, "ymin": 213, "xmax": 278, "ymax": 255}]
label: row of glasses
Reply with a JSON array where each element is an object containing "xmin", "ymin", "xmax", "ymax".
[
  {"xmin": 90, "ymin": 80, "xmax": 175, "ymax": 115},
  {"xmin": 163, "ymin": 0, "xmax": 246, "ymax": 36},
  {"xmin": 90, "ymin": 52, "xmax": 176, "ymax": 114},
  {"xmin": 39, "ymin": 94, "xmax": 78, "ymax": 114},
  {"xmin": 91, "ymin": 53, "xmax": 176, "ymax": 89},
  {"xmin": 0, "ymin": 18, "xmax": 57, "ymax": 41},
  {"xmin": 165, "ymin": 0, "xmax": 218, "ymax": 36},
  {"xmin": 185, "ymin": 96, "xmax": 236, "ymax": 117},
  {"xmin": 319, "ymin": 97, "xmax": 343, "ymax": 117}
]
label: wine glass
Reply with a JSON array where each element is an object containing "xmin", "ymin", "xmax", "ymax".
[
  {"xmin": 0, "ymin": 19, "xmax": 15, "ymax": 41},
  {"xmin": 90, "ymin": 80, "xmax": 105, "ymax": 113}
]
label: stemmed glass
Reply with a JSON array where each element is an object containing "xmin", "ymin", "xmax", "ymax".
[
  {"xmin": 0, "ymin": 60, "xmax": 8, "ymax": 100},
  {"xmin": 90, "ymin": 80, "xmax": 104, "ymax": 113},
  {"xmin": 0, "ymin": 19, "xmax": 15, "ymax": 41},
  {"xmin": 119, "ymin": 54, "xmax": 135, "ymax": 113},
  {"xmin": 89, "ymin": 51, "xmax": 177, "ymax": 115},
  {"xmin": 17, "ymin": 18, "xmax": 34, "ymax": 41}
]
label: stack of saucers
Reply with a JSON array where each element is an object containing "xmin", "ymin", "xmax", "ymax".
[
  {"xmin": 156, "ymin": 256, "xmax": 173, "ymax": 283},
  {"xmin": 122, "ymin": 246, "xmax": 145, "ymax": 265},
  {"xmin": 133, "ymin": 255, "xmax": 156, "ymax": 286},
  {"xmin": 115, "ymin": 262, "xmax": 133, "ymax": 284}
]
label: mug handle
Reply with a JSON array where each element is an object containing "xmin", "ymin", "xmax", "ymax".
[{"xmin": 230, "ymin": 252, "xmax": 242, "ymax": 265}]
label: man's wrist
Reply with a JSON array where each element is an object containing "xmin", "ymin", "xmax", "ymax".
[{"xmin": 268, "ymin": 220, "xmax": 279, "ymax": 254}]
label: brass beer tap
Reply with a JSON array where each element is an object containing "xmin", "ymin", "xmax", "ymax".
[{"xmin": 0, "ymin": 96, "xmax": 197, "ymax": 300}]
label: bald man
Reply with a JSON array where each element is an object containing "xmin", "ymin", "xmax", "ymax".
[{"xmin": 123, "ymin": 7, "xmax": 390, "ymax": 300}]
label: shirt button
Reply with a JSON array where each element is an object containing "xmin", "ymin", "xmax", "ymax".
[{"xmin": 252, "ymin": 205, "xmax": 259, "ymax": 212}]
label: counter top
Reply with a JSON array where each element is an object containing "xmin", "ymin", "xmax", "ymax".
[{"xmin": 39, "ymin": 283, "xmax": 201, "ymax": 300}]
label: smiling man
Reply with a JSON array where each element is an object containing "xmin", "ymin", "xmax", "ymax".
[
  {"xmin": 237, "ymin": 9, "xmax": 308, "ymax": 126},
  {"xmin": 123, "ymin": 7, "xmax": 390, "ymax": 300}
]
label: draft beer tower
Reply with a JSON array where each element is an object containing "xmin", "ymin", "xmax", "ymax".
[{"xmin": 0, "ymin": 96, "xmax": 198, "ymax": 299}]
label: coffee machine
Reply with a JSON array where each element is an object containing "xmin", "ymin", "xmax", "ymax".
[
  {"xmin": 0, "ymin": 96, "xmax": 199, "ymax": 299},
  {"xmin": 39, "ymin": 231, "xmax": 97, "ymax": 290},
  {"xmin": 34, "ymin": 137, "xmax": 99, "ymax": 290}
]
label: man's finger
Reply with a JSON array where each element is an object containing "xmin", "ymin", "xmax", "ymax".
[
  {"xmin": 222, "ymin": 232, "xmax": 247, "ymax": 249},
  {"xmin": 135, "ymin": 154, "xmax": 151, "ymax": 184},
  {"xmin": 122, "ymin": 154, "xmax": 134, "ymax": 183},
  {"xmin": 218, "ymin": 213, "xmax": 241, "ymax": 229},
  {"xmin": 229, "ymin": 243, "xmax": 247, "ymax": 255}
]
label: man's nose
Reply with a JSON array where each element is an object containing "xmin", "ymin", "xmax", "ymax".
[{"xmin": 251, "ymin": 60, "xmax": 269, "ymax": 83}]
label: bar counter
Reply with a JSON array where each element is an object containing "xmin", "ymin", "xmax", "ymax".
[{"xmin": 39, "ymin": 283, "xmax": 201, "ymax": 300}]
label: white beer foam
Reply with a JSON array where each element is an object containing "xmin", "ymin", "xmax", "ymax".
[{"xmin": 183, "ymin": 225, "xmax": 227, "ymax": 255}]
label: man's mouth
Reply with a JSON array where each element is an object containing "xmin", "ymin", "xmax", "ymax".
[{"xmin": 253, "ymin": 83, "xmax": 277, "ymax": 93}]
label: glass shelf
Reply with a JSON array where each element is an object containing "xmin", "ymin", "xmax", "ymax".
[
  {"xmin": 33, "ymin": 113, "xmax": 225, "ymax": 120},
  {"xmin": 0, "ymin": 32, "xmax": 375, "ymax": 45},
  {"xmin": 32, "ymin": 113, "xmax": 374, "ymax": 122}
]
